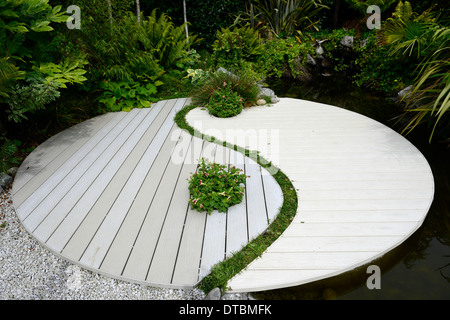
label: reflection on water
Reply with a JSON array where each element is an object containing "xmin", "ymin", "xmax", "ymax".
[{"xmin": 253, "ymin": 76, "xmax": 450, "ymax": 300}]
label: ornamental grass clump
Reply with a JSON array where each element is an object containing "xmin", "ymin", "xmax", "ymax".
[{"xmin": 188, "ymin": 158, "xmax": 247, "ymax": 214}]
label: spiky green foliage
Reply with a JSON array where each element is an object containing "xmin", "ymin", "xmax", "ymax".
[
  {"xmin": 401, "ymin": 27, "xmax": 450, "ymax": 141},
  {"xmin": 77, "ymin": 9, "xmax": 197, "ymax": 84},
  {"xmin": 249, "ymin": 0, "xmax": 329, "ymax": 36}
]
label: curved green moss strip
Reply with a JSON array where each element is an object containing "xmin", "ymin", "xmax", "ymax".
[{"xmin": 174, "ymin": 104, "xmax": 298, "ymax": 294}]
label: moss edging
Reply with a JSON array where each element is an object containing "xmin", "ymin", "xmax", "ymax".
[{"xmin": 174, "ymin": 103, "xmax": 298, "ymax": 294}]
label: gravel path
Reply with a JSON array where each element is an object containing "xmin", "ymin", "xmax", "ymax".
[{"xmin": 0, "ymin": 186, "xmax": 209, "ymax": 300}]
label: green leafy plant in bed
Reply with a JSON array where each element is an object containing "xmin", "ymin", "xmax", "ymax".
[
  {"xmin": 98, "ymin": 80, "xmax": 163, "ymax": 112},
  {"xmin": 191, "ymin": 68, "xmax": 260, "ymax": 108},
  {"xmin": 207, "ymin": 81, "xmax": 244, "ymax": 118},
  {"xmin": 188, "ymin": 158, "xmax": 247, "ymax": 214}
]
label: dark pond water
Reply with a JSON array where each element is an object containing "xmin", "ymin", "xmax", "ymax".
[{"xmin": 253, "ymin": 75, "xmax": 450, "ymax": 300}]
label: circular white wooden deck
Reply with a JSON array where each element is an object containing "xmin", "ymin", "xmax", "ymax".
[{"xmin": 186, "ymin": 98, "xmax": 434, "ymax": 292}]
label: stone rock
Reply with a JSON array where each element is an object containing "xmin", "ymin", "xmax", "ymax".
[
  {"xmin": 216, "ymin": 67, "xmax": 233, "ymax": 76},
  {"xmin": 360, "ymin": 37, "xmax": 369, "ymax": 48},
  {"xmin": 0, "ymin": 172, "xmax": 13, "ymax": 189},
  {"xmin": 7, "ymin": 167, "xmax": 18, "ymax": 177},
  {"xmin": 256, "ymin": 99, "xmax": 267, "ymax": 106},
  {"xmin": 258, "ymin": 86, "xmax": 275, "ymax": 98},
  {"xmin": 398, "ymin": 85, "xmax": 413, "ymax": 100},
  {"xmin": 205, "ymin": 287, "xmax": 222, "ymax": 300},
  {"xmin": 306, "ymin": 53, "xmax": 316, "ymax": 66},
  {"xmin": 271, "ymin": 96, "xmax": 280, "ymax": 103},
  {"xmin": 340, "ymin": 35, "xmax": 354, "ymax": 48}
]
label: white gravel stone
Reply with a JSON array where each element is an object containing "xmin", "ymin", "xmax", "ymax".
[{"xmin": 0, "ymin": 187, "xmax": 207, "ymax": 300}]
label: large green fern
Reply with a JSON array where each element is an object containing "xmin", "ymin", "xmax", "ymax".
[{"xmin": 138, "ymin": 9, "xmax": 197, "ymax": 70}]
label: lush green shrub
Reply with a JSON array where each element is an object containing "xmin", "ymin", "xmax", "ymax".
[
  {"xmin": 97, "ymin": 80, "xmax": 163, "ymax": 112},
  {"xmin": 207, "ymin": 82, "xmax": 244, "ymax": 118},
  {"xmin": 212, "ymin": 26, "xmax": 263, "ymax": 69},
  {"xmin": 191, "ymin": 68, "xmax": 260, "ymax": 108},
  {"xmin": 0, "ymin": 138, "xmax": 21, "ymax": 174},
  {"xmin": 400, "ymin": 26, "xmax": 450, "ymax": 141},
  {"xmin": 381, "ymin": 1, "xmax": 438, "ymax": 61},
  {"xmin": 138, "ymin": 9, "xmax": 198, "ymax": 71},
  {"xmin": 7, "ymin": 78, "xmax": 61, "ymax": 123},
  {"xmin": 256, "ymin": 37, "xmax": 315, "ymax": 78},
  {"xmin": 0, "ymin": 0, "xmax": 87, "ymax": 132},
  {"xmin": 352, "ymin": 31, "xmax": 408, "ymax": 94},
  {"xmin": 188, "ymin": 158, "xmax": 247, "ymax": 214}
]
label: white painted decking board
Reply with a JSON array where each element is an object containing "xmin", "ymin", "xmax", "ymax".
[
  {"xmin": 47, "ymin": 99, "xmax": 175, "ymax": 254},
  {"xmin": 28, "ymin": 107, "xmax": 155, "ymax": 238},
  {"xmin": 297, "ymin": 209, "xmax": 429, "ymax": 223},
  {"xmin": 79, "ymin": 99, "xmax": 186, "ymax": 269},
  {"xmin": 199, "ymin": 144, "xmax": 228, "ymax": 279},
  {"xmin": 146, "ymin": 134, "xmax": 203, "ymax": 284},
  {"xmin": 226, "ymin": 151, "xmax": 249, "ymax": 257},
  {"xmin": 12, "ymin": 112, "xmax": 118, "ymax": 202},
  {"xmin": 245, "ymin": 156, "xmax": 269, "ymax": 239},
  {"xmin": 98, "ymin": 125, "xmax": 183, "ymax": 276},
  {"xmin": 13, "ymin": 97, "xmax": 282, "ymax": 289},
  {"xmin": 15, "ymin": 111, "xmax": 129, "ymax": 220},
  {"xmin": 185, "ymin": 97, "xmax": 434, "ymax": 292}
]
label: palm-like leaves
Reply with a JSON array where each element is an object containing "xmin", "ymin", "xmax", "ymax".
[{"xmin": 382, "ymin": 1, "xmax": 437, "ymax": 59}]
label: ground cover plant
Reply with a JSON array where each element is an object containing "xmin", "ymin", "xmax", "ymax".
[
  {"xmin": 188, "ymin": 158, "xmax": 247, "ymax": 214},
  {"xmin": 207, "ymin": 81, "xmax": 245, "ymax": 118}
]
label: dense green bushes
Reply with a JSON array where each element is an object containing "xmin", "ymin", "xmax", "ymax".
[{"xmin": 0, "ymin": 0, "xmax": 87, "ymax": 131}]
